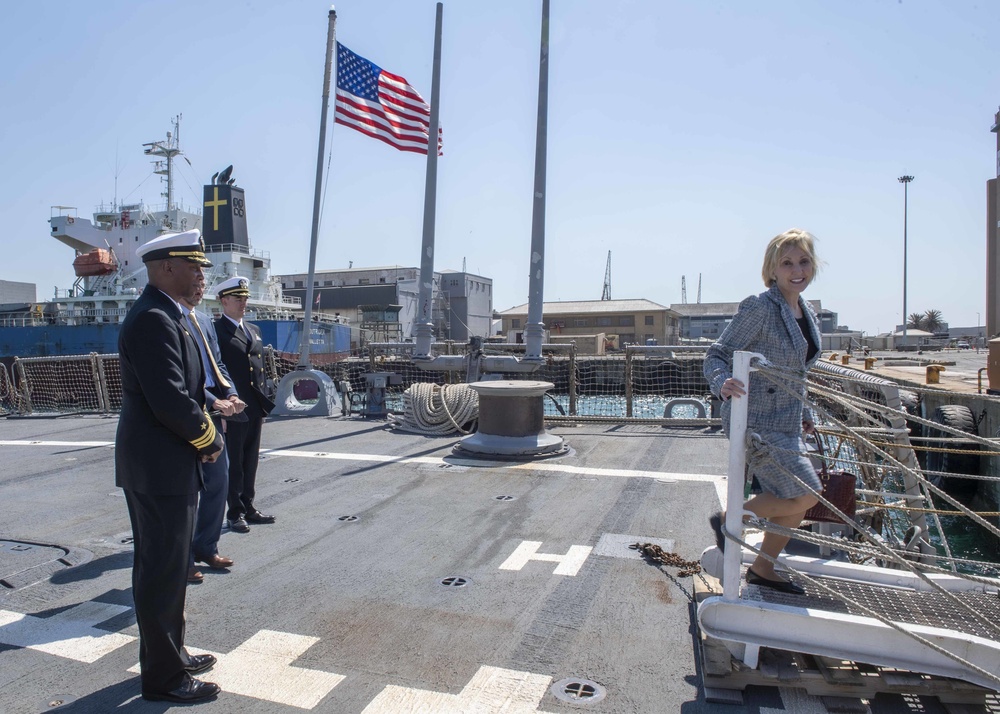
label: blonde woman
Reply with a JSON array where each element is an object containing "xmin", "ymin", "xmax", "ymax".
[{"xmin": 703, "ymin": 228, "xmax": 823, "ymax": 594}]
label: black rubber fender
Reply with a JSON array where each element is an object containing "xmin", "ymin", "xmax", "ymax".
[{"xmin": 925, "ymin": 404, "xmax": 980, "ymax": 499}]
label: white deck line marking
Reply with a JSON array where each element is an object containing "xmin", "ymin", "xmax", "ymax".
[
  {"xmin": 361, "ymin": 664, "xmax": 551, "ymax": 713},
  {"xmin": 260, "ymin": 448, "xmax": 728, "ymax": 504},
  {"xmin": 499, "ymin": 541, "xmax": 593, "ymax": 576},
  {"xmin": 0, "ymin": 441, "xmax": 728, "ymax": 507},
  {"xmin": 593, "ymin": 534, "xmax": 675, "ymax": 559},
  {"xmin": 0, "ymin": 603, "xmax": 135, "ymax": 663},
  {"xmin": 128, "ymin": 630, "xmax": 344, "ymax": 709}
]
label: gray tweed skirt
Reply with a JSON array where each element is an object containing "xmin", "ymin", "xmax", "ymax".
[{"xmin": 746, "ymin": 430, "xmax": 821, "ymax": 499}]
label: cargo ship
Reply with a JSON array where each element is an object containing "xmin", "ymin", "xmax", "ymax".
[{"xmin": 0, "ymin": 116, "xmax": 350, "ymax": 359}]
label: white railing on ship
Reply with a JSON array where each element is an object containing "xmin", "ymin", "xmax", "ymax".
[
  {"xmin": 0, "ymin": 314, "xmax": 46, "ymax": 327},
  {"xmin": 63, "ymin": 308, "xmax": 129, "ymax": 318},
  {"xmin": 204, "ymin": 243, "xmax": 270, "ymax": 260}
]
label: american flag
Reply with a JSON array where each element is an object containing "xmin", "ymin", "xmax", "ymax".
[{"xmin": 334, "ymin": 43, "xmax": 441, "ymax": 155}]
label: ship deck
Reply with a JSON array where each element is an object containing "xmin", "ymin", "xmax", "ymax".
[{"xmin": 1, "ymin": 415, "xmax": 998, "ymax": 712}]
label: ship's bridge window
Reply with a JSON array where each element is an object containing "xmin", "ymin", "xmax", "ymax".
[
  {"xmin": 359, "ymin": 278, "xmax": 370, "ymax": 285},
  {"xmin": 294, "ymin": 281, "xmax": 303, "ymax": 288},
  {"xmin": 379, "ymin": 277, "xmax": 386, "ymax": 283}
]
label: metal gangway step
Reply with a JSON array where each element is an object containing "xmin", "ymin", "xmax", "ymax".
[
  {"xmin": 699, "ymin": 546, "xmax": 1000, "ymax": 691},
  {"xmin": 698, "ymin": 351, "xmax": 1000, "ymax": 693}
]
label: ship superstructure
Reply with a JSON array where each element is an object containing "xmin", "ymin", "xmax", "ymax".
[
  {"xmin": 44, "ymin": 116, "xmax": 300, "ymax": 327},
  {"xmin": 0, "ymin": 117, "xmax": 352, "ymax": 358}
]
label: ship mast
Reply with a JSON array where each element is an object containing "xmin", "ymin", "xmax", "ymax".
[{"xmin": 142, "ymin": 114, "xmax": 183, "ymax": 211}]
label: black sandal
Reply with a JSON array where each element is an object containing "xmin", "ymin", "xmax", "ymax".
[
  {"xmin": 709, "ymin": 512, "xmax": 726, "ymax": 552},
  {"xmin": 746, "ymin": 568, "xmax": 805, "ymax": 595}
]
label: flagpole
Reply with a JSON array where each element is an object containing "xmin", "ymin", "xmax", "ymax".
[
  {"xmin": 298, "ymin": 6, "xmax": 338, "ymax": 369},
  {"xmin": 412, "ymin": 2, "xmax": 444, "ymax": 360},
  {"xmin": 522, "ymin": 0, "xmax": 549, "ymax": 363}
]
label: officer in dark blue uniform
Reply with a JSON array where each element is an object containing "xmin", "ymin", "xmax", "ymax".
[
  {"xmin": 214, "ymin": 277, "xmax": 276, "ymax": 532},
  {"xmin": 116, "ymin": 229, "xmax": 224, "ymax": 703},
  {"xmin": 181, "ymin": 285, "xmax": 246, "ymax": 583}
]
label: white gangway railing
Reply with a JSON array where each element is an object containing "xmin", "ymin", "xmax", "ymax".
[{"xmin": 697, "ymin": 351, "xmax": 1000, "ymax": 692}]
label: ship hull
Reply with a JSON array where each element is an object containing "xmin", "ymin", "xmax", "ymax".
[{"xmin": 0, "ymin": 321, "xmax": 351, "ymax": 359}]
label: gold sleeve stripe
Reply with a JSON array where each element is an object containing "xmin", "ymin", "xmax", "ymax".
[{"xmin": 191, "ymin": 419, "xmax": 217, "ymax": 450}]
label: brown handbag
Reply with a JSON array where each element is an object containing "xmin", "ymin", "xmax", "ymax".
[{"xmin": 804, "ymin": 437, "xmax": 858, "ymax": 524}]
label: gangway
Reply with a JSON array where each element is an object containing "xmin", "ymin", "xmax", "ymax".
[{"xmin": 698, "ymin": 351, "xmax": 1000, "ymax": 692}]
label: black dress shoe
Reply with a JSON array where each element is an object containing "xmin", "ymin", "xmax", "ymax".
[
  {"xmin": 143, "ymin": 675, "xmax": 220, "ymax": 702},
  {"xmin": 184, "ymin": 653, "xmax": 217, "ymax": 674},
  {"xmin": 228, "ymin": 517, "xmax": 250, "ymax": 533},
  {"xmin": 245, "ymin": 510, "xmax": 276, "ymax": 524},
  {"xmin": 709, "ymin": 512, "xmax": 726, "ymax": 552},
  {"xmin": 746, "ymin": 568, "xmax": 805, "ymax": 595}
]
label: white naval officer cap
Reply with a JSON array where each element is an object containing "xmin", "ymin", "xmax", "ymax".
[
  {"xmin": 216, "ymin": 276, "xmax": 251, "ymax": 298},
  {"xmin": 136, "ymin": 229, "xmax": 212, "ymax": 267}
]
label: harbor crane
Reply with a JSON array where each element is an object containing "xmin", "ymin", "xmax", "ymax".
[
  {"xmin": 601, "ymin": 251, "xmax": 612, "ymax": 300},
  {"xmin": 681, "ymin": 274, "xmax": 702, "ymax": 304}
]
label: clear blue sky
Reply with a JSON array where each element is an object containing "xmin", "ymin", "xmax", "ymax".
[{"xmin": 2, "ymin": 0, "xmax": 997, "ymax": 336}]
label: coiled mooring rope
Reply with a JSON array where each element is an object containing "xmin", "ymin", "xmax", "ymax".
[{"xmin": 389, "ymin": 383, "xmax": 479, "ymax": 435}]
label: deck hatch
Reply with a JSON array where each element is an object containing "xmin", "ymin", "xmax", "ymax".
[
  {"xmin": 551, "ymin": 678, "xmax": 607, "ymax": 704},
  {"xmin": 46, "ymin": 694, "xmax": 77, "ymax": 708},
  {"xmin": 439, "ymin": 576, "xmax": 470, "ymax": 587}
]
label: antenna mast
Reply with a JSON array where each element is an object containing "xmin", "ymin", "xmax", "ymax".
[
  {"xmin": 601, "ymin": 250, "xmax": 612, "ymax": 300},
  {"xmin": 143, "ymin": 114, "xmax": 183, "ymax": 210},
  {"xmin": 681, "ymin": 275, "xmax": 687, "ymax": 304},
  {"xmin": 697, "ymin": 273, "xmax": 702, "ymax": 303}
]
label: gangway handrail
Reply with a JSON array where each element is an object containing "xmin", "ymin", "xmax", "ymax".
[{"xmin": 699, "ymin": 350, "xmax": 1000, "ymax": 692}]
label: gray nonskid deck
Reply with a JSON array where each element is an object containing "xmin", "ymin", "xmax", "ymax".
[{"xmin": 0, "ymin": 416, "xmax": 994, "ymax": 712}]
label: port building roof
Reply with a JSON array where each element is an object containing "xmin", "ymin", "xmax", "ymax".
[
  {"xmin": 497, "ymin": 299, "xmax": 671, "ymax": 315},
  {"xmin": 670, "ymin": 300, "xmax": 824, "ymax": 317}
]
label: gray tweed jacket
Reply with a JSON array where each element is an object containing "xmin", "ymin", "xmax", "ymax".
[{"xmin": 704, "ymin": 285, "xmax": 821, "ymax": 434}]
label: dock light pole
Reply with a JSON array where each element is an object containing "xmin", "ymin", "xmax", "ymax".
[{"xmin": 898, "ymin": 175, "xmax": 914, "ymax": 347}]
